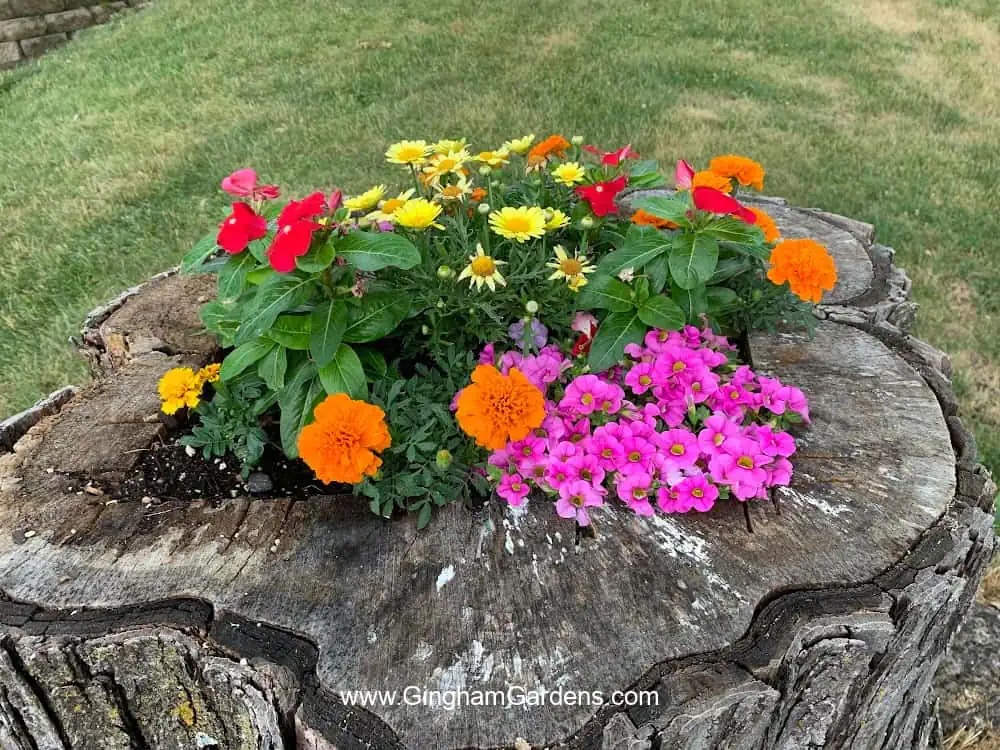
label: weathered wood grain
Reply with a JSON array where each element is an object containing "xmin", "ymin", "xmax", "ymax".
[{"xmin": 0, "ymin": 204, "xmax": 994, "ymax": 749}]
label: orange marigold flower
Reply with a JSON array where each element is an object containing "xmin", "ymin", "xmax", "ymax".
[
  {"xmin": 691, "ymin": 169, "xmax": 733, "ymax": 194},
  {"xmin": 470, "ymin": 187, "xmax": 488, "ymax": 202},
  {"xmin": 630, "ymin": 208, "xmax": 679, "ymax": 230},
  {"xmin": 709, "ymin": 154, "xmax": 765, "ymax": 191},
  {"xmin": 456, "ymin": 365, "xmax": 546, "ymax": 450},
  {"xmin": 297, "ymin": 393, "xmax": 392, "ymax": 484},
  {"xmin": 748, "ymin": 207, "xmax": 780, "ymax": 243},
  {"xmin": 767, "ymin": 239, "xmax": 838, "ymax": 304},
  {"xmin": 527, "ymin": 135, "xmax": 571, "ymax": 168}
]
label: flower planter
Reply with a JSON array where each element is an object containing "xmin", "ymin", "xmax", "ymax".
[{"xmin": 0, "ymin": 200, "xmax": 994, "ymax": 749}]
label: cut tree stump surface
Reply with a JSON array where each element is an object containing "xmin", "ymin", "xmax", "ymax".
[{"xmin": 0, "ymin": 201, "xmax": 994, "ymax": 750}]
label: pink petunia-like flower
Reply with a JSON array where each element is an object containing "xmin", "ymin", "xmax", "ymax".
[
  {"xmin": 625, "ymin": 361, "xmax": 658, "ymax": 395},
  {"xmin": 616, "ymin": 472, "xmax": 655, "ymax": 516},
  {"xmin": 520, "ymin": 457, "xmax": 549, "ymax": 483},
  {"xmin": 590, "ymin": 427, "xmax": 626, "ymax": 471},
  {"xmin": 656, "ymin": 485, "xmax": 681, "ymax": 513},
  {"xmin": 217, "ymin": 202, "xmax": 267, "ymax": 254},
  {"xmin": 620, "ymin": 434, "xmax": 657, "ymax": 475},
  {"xmin": 510, "ymin": 436, "xmax": 547, "ymax": 467},
  {"xmin": 478, "ymin": 343, "xmax": 496, "ymax": 366},
  {"xmin": 698, "ymin": 413, "xmax": 741, "ymax": 455},
  {"xmin": 708, "ymin": 436, "xmax": 773, "ymax": 501},
  {"xmin": 768, "ymin": 457, "xmax": 793, "ymax": 487},
  {"xmin": 596, "ymin": 382, "xmax": 625, "ymax": 415},
  {"xmin": 672, "ymin": 472, "xmax": 719, "ymax": 513},
  {"xmin": 657, "ymin": 428, "xmax": 700, "ymax": 471},
  {"xmin": 566, "ymin": 452, "xmax": 606, "ymax": 486},
  {"xmin": 560, "ymin": 374, "xmax": 608, "ymax": 416},
  {"xmin": 555, "ymin": 480, "xmax": 605, "ymax": 526},
  {"xmin": 221, "ymin": 168, "xmax": 280, "ymax": 201},
  {"xmin": 549, "ymin": 440, "xmax": 579, "ymax": 462},
  {"xmin": 752, "ymin": 425, "xmax": 797, "ymax": 458},
  {"xmin": 498, "ymin": 473, "xmax": 531, "ymax": 507},
  {"xmin": 544, "ymin": 459, "xmax": 575, "ymax": 490}
]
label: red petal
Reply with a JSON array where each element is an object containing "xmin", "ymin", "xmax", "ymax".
[
  {"xmin": 278, "ymin": 192, "xmax": 327, "ymax": 227},
  {"xmin": 692, "ymin": 187, "xmax": 743, "ymax": 214},
  {"xmin": 267, "ymin": 221, "xmax": 317, "ymax": 272},
  {"xmin": 217, "ymin": 223, "xmax": 248, "ymax": 254}
]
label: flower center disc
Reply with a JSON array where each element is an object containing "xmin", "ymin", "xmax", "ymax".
[{"xmin": 471, "ymin": 257, "xmax": 496, "ymax": 276}]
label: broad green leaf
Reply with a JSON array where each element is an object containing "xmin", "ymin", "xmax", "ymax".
[
  {"xmin": 296, "ymin": 238, "xmax": 337, "ymax": 273},
  {"xmin": 337, "ymin": 231, "xmax": 421, "ymax": 272},
  {"xmin": 637, "ymin": 295, "xmax": 685, "ymax": 331},
  {"xmin": 180, "ymin": 233, "xmax": 219, "ymax": 274},
  {"xmin": 576, "ymin": 273, "xmax": 634, "ymax": 312},
  {"xmin": 343, "ymin": 293, "xmax": 410, "ymax": 343},
  {"xmin": 587, "ymin": 311, "xmax": 646, "ymax": 372},
  {"xmin": 706, "ymin": 286, "xmax": 741, "ymax": 312},
  {"xmin": 247, "ymin": 238, "xmax": 270, "ymax": 265},
  {"xmin": 200, "ymin": 301, "xmax": 240, "ymax": 339},
  {"xmin": 278, "ymin": 361, "xmax": 318, "ymax": 458},
  {"xmin": 257, "ymin": 345, "xmax": 288, "ymax": 391},
  {"xmin": 318, "ymin": 344, "xmax": 367, "ymax": 399},
  {"xmin": 234, "ymin": 274, "xmax": 314, "ymax": 345},
  {"xmin": 630, "ymin": 194, "xmax": 691, "ymax": 224},
  {"xmin": 672, "ymin": 283, "xmax": 708, "ymax": 323},
  {"xmin": 646, "ymin": 254, "xmax": 670, "ymax": 293},
  {"xmin": 267, "ymin": 314, "xmax": 312, "ymax": 350},
  {"xmin": 597, "ymin": 224, "xmax": 672, "ymax": 275},
  {"xmin": 217, "ymin": 252, "xmax": 257, "ymax": 302},
  {"xmin": 669, "ymin": 233, "xmax": 719, "ymax": 290},
  {"xmin": 357, "ymin": 347, "xmax": 388, "ymax": 380},
  {"xmin": 708, "ymin": 257, "xmax": 753, "ymax": 284},
  {"xmin": 416, "ymin": 503, "xmax": 433, "ymax": 530},
  {"xmin": 309, "ymin": 300, "xmax": 348, "ymax": 367},
  {"xmin": 719, "ymin": 240, "xmax": 770, "ymax": 261},
  {"xmin": 701, "ymin": 216, "xmax": 763, "ymax": 244},
  {"xmin": 247, "ymin": 267, "xmax": 276, "ymax": 285},
  {"xmin": 220, "ymin": 340, "xmax": 274, "ymax": 380}
]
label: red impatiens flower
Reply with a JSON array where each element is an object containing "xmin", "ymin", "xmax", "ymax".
[
  {"xmin": 675, "ymin": 159, "xmax": 695, "ymax": 190},
  {"xmin": 221, "ymin": 168, "xmax": 280, "ymax": 201},
  {"xmin": 583, "ymin": 143, "xmax": 639, "ymax": 166},
  {"xmin": 575, "ymin": 175, "xmax": 628, "ymax": 217},
  {"xmin": 217, "ymin": 202, "xmax": 267, "ymax": 254},
  {"xmin": 267, "ymin": 192, "xmax": 327, "ymax": 273},
  {"xmin": 692, "ymin": 187, "xmax": 756, "ymax": 224}
]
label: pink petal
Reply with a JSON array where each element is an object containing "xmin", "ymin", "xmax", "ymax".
[
  {"xmin": 221, "ymin": 168, "xmax": 257, "ymax": 197},
  {"xmin": 675, "ymin": 159, "xmax": 695, "ymax": 190}
]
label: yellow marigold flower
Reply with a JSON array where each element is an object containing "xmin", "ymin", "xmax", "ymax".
[
  {"xmin": 551, "ymin": 161, "xmax": 586, "ymax": 187},
  {"xmin": 385, "ymin": 140, "xmax": 430, "ymax": 165},
  {"xmin": 503, "ymin": 135, "xmax": 535, "ymax": 154},
  {"xmin": 434, "ymin": 175, "xmax": 472, "ymax": 202},
  {"xmin": 547, "ymin": 245, "xmax": 595, "ymax": 285},
  {"xmin": 544, "ymin": 208, "xmax": 570, "ymax": 231},
  {"xmin": 431, "ymin": 138, "xmax": 467, "ymax": 154},
  {"xmin": 394, "ymin": 198, "xmax": 444, "ymax": 230},
  {"xmin": 458, "ymin": 244, "xmax": 507, "ymax": 292},
  {"xmin": 422, "ymin": 149, "xmax": 471, "ymax": 184},
  {"xmin": 197, "ymin": 363, "xmax": 221, "ymax": 384},
  {"xmin": 691, "ymin": 170, "xmax": 733, "ymax": 194},
  {"xmin": 709, "ymin": 154, "xmax": 765, "ymax": 191},
  {"xmin": 344, "ymin": 184, "xmax": 386, "ymax": 213},
  {"xmin": 489, "ymin": 206, "xmax": 547, "ymax": 243},
  {"xmin": 476, "ymin": 148, "xmax": 510, "ymax": 167},
  {"xmin": 158, "ymin": 367, "xmax": 204, "ymax": 415}
]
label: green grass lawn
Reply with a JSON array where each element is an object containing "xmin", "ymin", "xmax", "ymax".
[{"xmin": 1, "ymin": 0, "xmax": 997, "ymax": 480}]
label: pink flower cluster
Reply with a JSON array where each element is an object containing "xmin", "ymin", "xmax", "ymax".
[{"xmin": 484, "ymin": 325, "xmax": 809, "ymax": 525}]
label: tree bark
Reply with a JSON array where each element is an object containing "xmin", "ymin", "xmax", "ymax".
[{"xmin": 0, "ymin": 200, "xmax": 994, "ymax": 749}]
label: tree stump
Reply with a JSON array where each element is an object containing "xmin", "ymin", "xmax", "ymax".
[{"xmin": 0, "ymin": 199, "xmax": 995, "ymax": 750}]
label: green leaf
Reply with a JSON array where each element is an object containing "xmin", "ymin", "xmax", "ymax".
[
  {"xmin": 646, "ymin": 254, "xmax": 670, "ymax": 293},
  {"xmin": 637, "ymin": 295, "xmax": 685, "ymax": 331},
  {"xmin": 587, "ymin": 310, "xmax": 646, "ymax": 372},
  {"xmin": 296, "ymin": 238, "xmax": 337, "ymax": 273},
  {"xmin": 309, "ymin": 301, "xmax": 348, "ymax": 367},
  {"xmin": 416, "ymin": 503, "xmax": 432, "ymax": 530},
  {"xmin": 357, "ymin": 347, "xmax": 388, "ymax": 380},
  {"xmin": 318, "ymin": 344, "xmax": 367, "ymax": 399},
  {"xmin": 278, "ymin": 361, "xmax": 319, "ymax": 458},
  {"xmin": 671, "ymin": 283, "xmax": 708, "ymax": 323},
  {"xmin": 630, "ymin": 194, "xmax": 691, "ymax": 224},
  {"xmin": 708, "ymin": 257, "xmax": 753, "ymax": 284},
  {"xmin": 575, "ymin": 273, "xmax": 634, "ymax": 312},
  {"xmin": 267, "ymin": 314, "xmax": 312, "ymax": 350},
  {"xmin": 597, "ymin": 224, "xmax": 672, "ymax": 276},
  {"xmin": 701, "ymin": 216, "xmax": 763, "ymax": 244},
  {"xmin": 337, "ymin": 231, "xmax": 421, "ymax": 272},
  {"xmin": 343, "ymin": 293, "xmax": 410, "ymax": 343},
  {"xmin": 217, "ymin": 252, "xmax": 257, "ymax": 302},
  {"xmin": 247, "ymin": 238, "xmax": 270, "ymax": 265},
  {"xmin": 669, "ymin": 233, "xmax": 719, "ymax": 290},
  {"xmin": 257, "ymin": 345, "xmax": 288, "ymax": 391},
  {"xmin": 234, "ymin": 274, "xmax": 314, "ymax": 345},
  {"xmin": 200, "ymin": 301, "xmax": 240, "ymax": 345},
  {"xmin": 220, "ymin": 340, "xmax": 274, "ymax": 380},
  {"xmin": 706, "ymin": 286, "xmax": 741, "ymax": 313},
  {"xmin": 247, "ymin": 267, "xmax": 276, "ymax": 286},
  {"xmin": 180, "ymin": 233, "xmax": 219, "ymax": 274}
]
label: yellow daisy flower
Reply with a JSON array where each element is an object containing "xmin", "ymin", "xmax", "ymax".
[
  {"xmin": 458, "ymin": 244, "xmax": 507, "ymax": 291},
  {"xmin": 394, "ymin": 198, "xmax": 444, "ymax": 230},
  {"xmin": 475, "ymin": 148, "xmax": 510, "ymax": 167},
  {"xmin": 503, "ymin": 135, "xmax": 535, "ymax": 154},
  {"xmin": 158, "ymin": 367, "xmax": 204, "ymax": 415},
  {"xmin": 434, "ymin": 175, "xmax": 473, "ymax": 202},
  {"xmin": 551, "ymin": 161, "xmax": 586, "ymax": 187},
  {"xmin": 431, "ymin": 138, "xmax": 467, "ymax": 154},
  {"xmin": 366, "ymin": 189, "xmax": 416, "ymax": 223},
  {"xmin": 544, "ymin": 208, "xmax": 570, "ymax": 231},
  {"xmin": 422, "ymin": 149, "xmax": 471, "ymax": 184},
  {"xmin": 547, "ymin": 245, "xmax": 596, "ymax": 286},
  {"xmin": 386, "ymin": 140, "xmax": 430, "ymax": 165},
  {"xmin": 489, "ymin": 206, "xmax": 547, "ymax": 243},
  {"xmin": 344, "ymin": 184, "xmax": 387, "ymax": 213}
]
